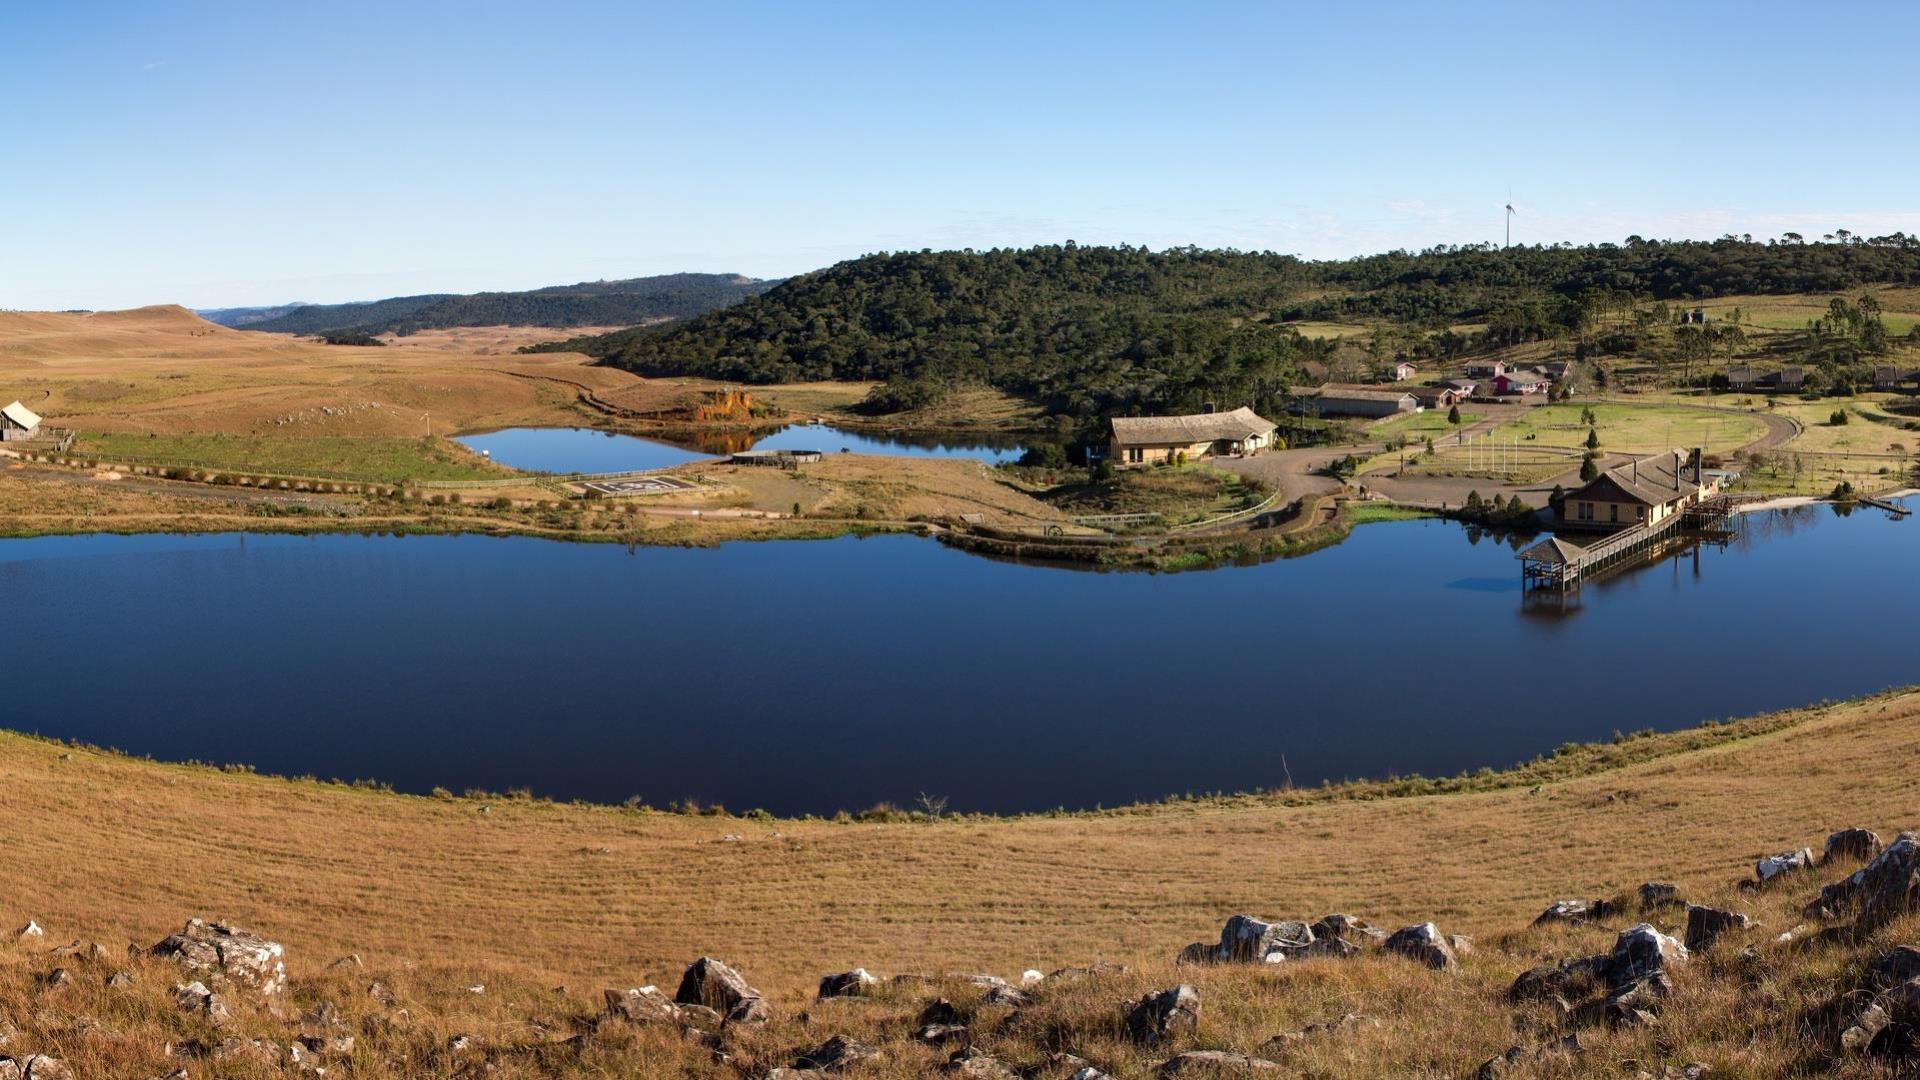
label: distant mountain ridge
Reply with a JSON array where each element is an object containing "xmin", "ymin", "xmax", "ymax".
[
  {"xmin": 196, "ymin": 303, "xmax": 315, "ymax": 327},
  {"xmin": 211, "ymin": 273, "xmax": 779, "ymax": 336}
]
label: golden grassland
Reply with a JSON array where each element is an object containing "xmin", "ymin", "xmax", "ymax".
[{"xmin": 2, "ymin": 691, "xmax": 1918, "ymax": 1076}]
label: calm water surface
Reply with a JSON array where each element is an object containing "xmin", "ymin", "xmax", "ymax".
[
  {"xmin": 455, "ymin": 424, "xmax": 1027, "ymax": 473},
  {"xmin": 0, "ymin": 500, "xmax": 1908, "ymax": 814}
]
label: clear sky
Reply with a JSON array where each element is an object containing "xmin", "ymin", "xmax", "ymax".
[{"xmin": 5, "ymin": 1, "xmax": 1919, "ymax": 310}]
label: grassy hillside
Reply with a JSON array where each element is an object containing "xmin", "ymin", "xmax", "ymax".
[
  {"xmin": 1, "ymin": 689, "xmax": 1917, "ymax": 1074},
  {"xmin": 245, "ymin": 273, "xmax": 778, "ymax": 336}
]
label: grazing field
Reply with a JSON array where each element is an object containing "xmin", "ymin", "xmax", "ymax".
[
  {"xmin": 71, "ymin": 432, "xmax": 508, "ymax": 483},
  {"xmin": 1697, "ymin": 285, "xmax": 1920, "ymax": 334},
  {"xmin": 1485, "ymin": 402, "xmax": 1768, "ymax": 457}
]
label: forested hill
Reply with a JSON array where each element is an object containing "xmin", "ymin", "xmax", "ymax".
[
  {"xmin": 531, "ymin": 238, "xmax": 1920, "ymax": 417},
  {"xmin": 242, "ymin": 273, "xmax": 778, "ymax": 336},
  {"xmin": 529, "ymin": 246, "xmax": 1328, "ymax": 418}
]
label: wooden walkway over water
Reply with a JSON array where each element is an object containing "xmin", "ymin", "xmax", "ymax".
[{"xmin": 1518, "ymin": 495, "xmax": 1740, "ymax": 592}]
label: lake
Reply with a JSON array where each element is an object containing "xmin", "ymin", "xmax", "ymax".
[
  {"xmin": 454, "ymin": 424, "xmax": 1029, "ymax": 473},
  {"xmin": 0, "ymin": 499, "xmax": 1909, "ymax": 815}
]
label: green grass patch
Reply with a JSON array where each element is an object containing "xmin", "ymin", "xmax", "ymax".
[
  {"xmin": 1343, "ymin": 502, "xmax": 1433, "ymax": 526},
  {"xmin": 73, "ymin": 433, "xmax": 506, "ymax": 483},
  {"xmin": 1485, "ymin": 402, "xmax": 1766, "ymax": 456}
]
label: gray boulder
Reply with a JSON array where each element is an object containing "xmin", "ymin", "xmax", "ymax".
[
  {"xmin": 1310, "ymin": 913, "xmax": 1386, "ymax": 945},
  {"xmin": 795, "ymin": 1034, "xmax": 880, "ymax": 1071},
  {"xmin": 603, "ymin": 985, "xmax": 684, "ymax": 1025},
  {"xmin": 1756, "ymin": 848, "xmax": 1816, "ymax": 883},
  {"xmin": 817, "ymin": 968, "xmax": 878, "ymax": 998},
  {"xmin": 946, "ymin": 1047, "xmax": 1019, "ymax": 1078},
  {"xmin": 1638, "ymin": 882, "xmax": 1684, "ymax": 910},
  {"xmin": 1610, "ymin": 923, "xmax": 1687, "ymax": 990},
  {"xmin": 1125, "ymin": 984, "xmax": 1201, "ymax": 1046},
  {"xmin": 1854, "ymin": 832, "xmax": 1920, "ymax": 932},
  {"xmin": 1683, "ymin": 905, "xmax": 1751, "ymax": 951},
  {"xmin": 1216, "ymin": 915, "xmax": 1314, "ymax": 963},
  {"xmin": 675, "ymin": 957, "xmax": 769, "ymax": 1025},
  {"xmin": 150, "ymin": 919, "xmax": 286, "ymax": 994},
  {"xmin": 1383, "ymin": 922, "xmax": 1457, "ymax": 971},
  {"xmin": 1824, "ymin": 827, "xmax": 1884, "ymax": 864}
]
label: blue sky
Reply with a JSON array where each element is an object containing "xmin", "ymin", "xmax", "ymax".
[{"xmin": 5, "ymin": 1, "xmax": 1919, "ymax": 310}]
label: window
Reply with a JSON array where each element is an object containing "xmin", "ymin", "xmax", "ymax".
[
  {"xmin": 1127, "ymin": 447, "xmax": 1144, "ymax": 464},
  {"xmin": 1609, "ymin": 505, "xmax": 1619, "ymax": 523},
  {"xmin": 1577, "ymin": 502, "xmax": 1593, "ymax": 521},
  {"xmin": 1637, "ymin": 506, "xmax": 1647, "ymax": 521}
]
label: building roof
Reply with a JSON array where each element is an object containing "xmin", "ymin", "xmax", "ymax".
[
  {"xmin": 1496, "ymin": 368, "xmax": 1549, "ymax": 383},
  {"xmin": 1109, "ymin": 406, "xmax": 1276, "ymax": 447},
  {"xmin": 1443, "ymin": 378, "xmax": 1478, "ymax": 391},
  {"xmin": 1406, "ymin": 386, "xmax": 1455, "ymax": 404},
  {"xmin": 1313, "ymin": 385, "xmax": 1416, "ymax": 405},
  {"xmin": 1516, "ymin": 535, "xmax": 1587, "ymax": 565},
  {"xmin": 2, "ymin": 401, "xmax": 40, "ymax": 429},
  {"xmin": 1571, "ymin": 450, "xmax": 1695, "ymax": 507}
]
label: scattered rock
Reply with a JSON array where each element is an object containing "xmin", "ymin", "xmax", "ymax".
[
  {"xmin": 1310, "ymin": 913, "xmax": 1386, "ymax": 946},
  {"xmin": 1824, "ymin": 828, "xmax": 1884, "ymax": 864},
  {"xmin": 1839, "ymin": 976, "xmax": 1920, "ymax": 1055},
  {"xmin": 1216, "ymin": 915, "xmax": 1315, "ymax": 963},
  {"xmin": 0, "ymin": 1057, "xmax": 71, "ymax": 1080},
  {"xmin": 1534, "ymin": 899, "xmax": 1608, "ymax": 925},
  {"xmin": 367, "ymin": 980, "xmax": 396, "ymax": 1007},
  {"xmin": 1383, "ymin": 923, "xmax": 1457, "ymax": 971},
  {"xmin": 1020, "ymin": 969, "xmax": 1044, "ymax": 987},
  {"xmin": 919, "ymin": 998, "xmax": 966, "ymax": 1026},
  {"xmin": 915, "ymin": 1023, "xmax": 969, "ymax": 1044},
  {"xmin": 1852, "ymin": 832, "xmax": 1920, "ymax": 932},
  {"xmin": 1867, "ymin": 945, "xmax": 1920, "ymax": 989},
  {"xmin": 1175, "ymin": 942, "xmax": 1216, "ymax": 966},
  {"xmin": 676, "ymin": 957, "xmax": 769, "ymax": 1025},
  {"xmin": 150, "ymin": 920, "xmax": 286, "ymax": 994},
  {"xmin": 816, "ymin": 968, "xmax": 878, "ymax": 998},
  {"xmin": 1262, "ymin": 1011, "xmax": 1378, "ymax": 1051},
  {"xmin": 173, "ymin": 980, "xmax": 232, "ymax": 1025},
  {"xmin": 795, "ymin": 1034, "xmax": 880, "ymax": 1071},
  {"xmin": 1756, "ymin": 848, "xmax": 1816, "ymax": 883},
  {"xmin": 603, "ymin": 985, "xmax": 684, "ymax": 1025},
  {"xmin": 329, "ymin": 954, "xmax": 363, "ymax": 969},
  {"xmin": 1638, "ymin": 883, "xmax": 1684, "ymax": 910},
  {"xmin": 1684, "ymin": 905, "xmax": 1752, "ymax": 951},
  {"xmin": 1448, "ymin": 934, "xmax": 1475, "ymax": 957},
  {"xmin": 1068, "ymin": 1067, "xmax": 1114, "ymax": 1080},
  {"xmin": 1157, "ymin": 1049, "xmax": 1284, "ymax": 1075},
  {"xmin": 1475, "ymin": 1035, "xmax": 1582, "ymax": 1079},
  {"xmin": 1611, "ymin": 924, "xmax": 1687, "ymax": 989},
  {"xmin": 946, "ymin": 1046, "xmax": 1018, "ymax": 1077},
  {"xmin": 14, "ymin": 923, "xmax": 43, "ymax": 941},
  {"xmin": 1125, "ymin": 984, "xmax": 1201, "ymax": 1046},
  {"xmin": 40, "ymin": 968, "xmax": 71, "ymax": 989}
]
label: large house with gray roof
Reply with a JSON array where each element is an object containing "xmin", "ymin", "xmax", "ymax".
[
  {"xmin": 1108, "ymin": 406, "xmax": 1277, "ymax": 466},
  {"xmin": 1560, "ymin": 449, "xmax": 1714, "ymax": 531}
]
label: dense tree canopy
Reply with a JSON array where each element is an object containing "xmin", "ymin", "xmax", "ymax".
[{"xmin": 533, "ymin": 238, "xmax": 1920, "ymax": 417}]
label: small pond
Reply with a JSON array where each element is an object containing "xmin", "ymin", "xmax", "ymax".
[{"xmin": 454, "ymin": 424, "xmax": 1029, "ymax": 474}]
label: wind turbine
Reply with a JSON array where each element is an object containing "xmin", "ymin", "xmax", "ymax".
[{"xmin": 1504, "ymin": 189, "xmax": 1516, "ymax": 248}]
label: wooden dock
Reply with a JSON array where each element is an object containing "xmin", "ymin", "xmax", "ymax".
[
  {"xmin": 1518, "ymin": 496, "xmax": 1738, "ymax": 592},
  {"xmin": 1859, "ymin": 495, "xmax": 1912, "ymax": 519}
]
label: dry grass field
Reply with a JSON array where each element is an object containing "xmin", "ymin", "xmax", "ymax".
[{"xmin": 2, "ymin": 691, "xmax": 1918, "ymax": 1076}]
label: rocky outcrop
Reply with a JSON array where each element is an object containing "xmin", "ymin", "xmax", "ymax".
[
  {"xmin": 1475, "ymin": 1035, "xmax": 1582, "ymax": 1079},
  {"xmin": 0, "ymin": 1057, "xmax": 70, "ymax": 1080},
  {"xmin": 1125, "ymin": 985, "xmax": 1201, "ymax": 1046},
  {"xmin": 946, "ymin": 1046, "xmax": 1018, "ymax": 1077},
  {"xmin": 1383, "ymin": 923, "xmax": 1457, "ymax": 971},
  {"xmin": 816, "ymin": 968, "xmax": 878, "ymax": 998},
  {"xmin": 1808, "ymin": 832, "xmax": 1920, "ymax": 928},
  {"xmin": 675, "ymin": 957, "xmax": 769, "ymax": 1025},
  {"xmin": 150, "ymin": 920, "xmax": 286, "ymax": 995},
  {"xmin": 1683, "ymin": 905, "xmax": 1751, "ymax": 951}
]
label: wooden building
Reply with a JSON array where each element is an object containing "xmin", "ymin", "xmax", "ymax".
[
  {"xmin": 1381, "ymin": 361, "xmax": 1419, "ymax": 381},
  {"xmin": 1407, "ymin": 386, "xmax": 1461, "ymax": 410},
  {"xmin": 1491, "ymin": 369, "xmax": 1550, "ymax": 396},
  {"xmin": 1465, "ymin": 360, "xmax": 1508, "ymax": 379},
  {"xmin": 1874, "ymin": 366, "xmax": 1920, "ymax": 392},
  {"xmin": 1108, "ymin": 406, "xmax": 1277, "ymax": 466},
  {"xmin": 0, "ymin": 400, "xmax": 41, "ymax": 442},
  {"xmin": 1728, "ymin": 367, "xmax": 1806, "ymax": 392},
  {"xmin": 1314, "ymin": 386, "xmax": 1417, "ymax": 418},
  {"xmin": 1560, "ymin": 449, "xmax": 1712, "ymax": 531}
]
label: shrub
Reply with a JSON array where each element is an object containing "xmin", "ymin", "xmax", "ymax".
[{"xmin": 1830, "ymin": 409, "xmax": 1849, "ymax": 426}]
